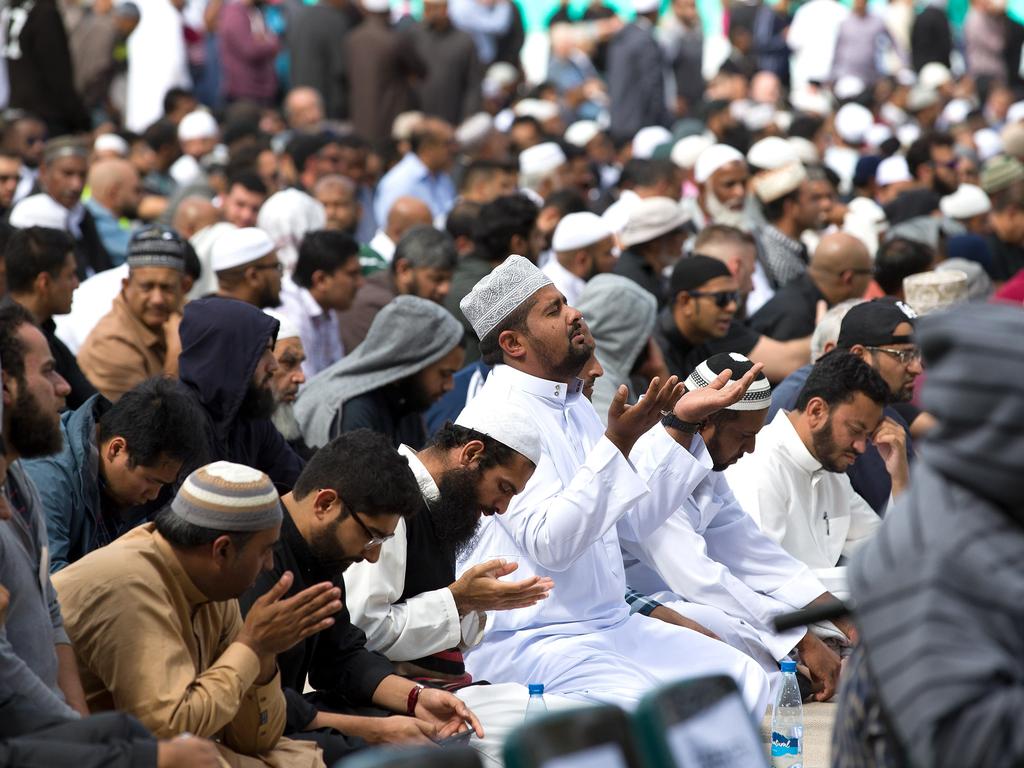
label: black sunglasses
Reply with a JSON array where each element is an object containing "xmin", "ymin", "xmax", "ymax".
[{"xmin": 686, "ymin": 290, "xmax": 740, "ymax": 308}]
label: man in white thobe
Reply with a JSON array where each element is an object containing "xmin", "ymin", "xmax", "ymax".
[
  {"xmin": 454, "ymin": 255, "xmax": 772, "ymax": 717},
  {"xmin": 345, "ymin": 406, "xmax": 583, "ymax": 767},
  {"xmin": 725, "ymin": 350, "xmax": 907, "ymax": 598},
  {"xmin": 622, "ymin": 353, "xmax": 856, "ymax": 701}
]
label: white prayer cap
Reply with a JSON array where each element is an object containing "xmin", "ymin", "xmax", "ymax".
[
  {"xmin": 455, "ymin": 399, "xmax": 542, "ymax": 465},
  {"xmin": 746, "ymin": 136, "xmax": 798, "ymax": 170},
  {"xmin": 693, "ymin": 143, "xmax": 744, "ymax": 184},
  {"xmin": 514, "ymin": 98, "xmax": 559, "ymax": 123},
  {"xmin": 903, "ymin": 269, "xmax": 969, "ymax": 316},
  {"xmin": 565, "ymin": 120, "xmax": 601, "ymax": 148},
  {"xmin": 685, "ymin": 353, "xmax": 772, "ymax": 411},
  {"xmin": 1007, "ymin": 100, "xmax": 1024, "ymax": 125},
  {"xmin": 940, "ymin": 184, "xmax": 991, "ymax": 220},
  {"xmin": 392, "ymin": 111, "xmax": 426, "ymax": 141},
  {"xmin": 552, "ymin": 212, "xmax": 614, "ymax": 253},
  {"xmin": 94, "ymin": 133, "xmax": 129, "ymax": 156},
  {"xmin": 178, "ymin": 110, "xmax": 218, "ymax": 142},
  {"xmin": 620, "ymin": 196, "xmax": 690, "ymax": 248},
  {"xmin": 939, "ymin": 98, "xmax": 972, "ymax": 130},
  {"xmin": 742, "ymin": 102, "xmax": 775, "ymax": 132},
  {"xmin": 865, "ymin": 123, "xmax": 894, "ymax": 150},
  {"xmin": 906, "ymin": 84, "xmax": 939, "ymax": 113},
  {"xmin": 484, "ymin": 62, "xmax": 518, "ymax": 91},
  {"xmin": 519, "ymin": 142, "xmax": 566, "ymax": 177},
  {"xmin": 211, "ymin": 227, "xmax": 276, "ymax": 272},
  {"xmin": 834, "ymin": 103, "xmax": 873, "ymax": 145},
  {"xmin": 671, "ymin": 134, "xmax": 714, "ymax": 170},
  {"xmin": 790, "ymin": 88, "xmax": 832, "ymax": 116},
  {"xmin": 833, "ymin": 75, "xmax": 866, "ymax": 101},
  {"xmin": 633, "ymin": 0, "xmax": 660, "ymax": 13},
  {"xmin": 361, "ymin": 0, "xmax": 390, "ymax": 12},
  {"xmin": 875, "ymin": 155, "xmax": 912, "ymax": 186},
  {"xmin": 631, "ymin": 126, "xmax": 672, "ymax": 159},
  {"xmin": 460, "ymin": 255, "xmax": 553, "ymax": 341},
  {"xmin": 787, "ymin": 136, "xmax": 819, "ymax": 164},
  {"xmin": 264, "ymin": 309, "xmax": 300, "ymax": 341},
  {"xmin": 895, "ymin": 68, "xmax": 917, "ymax": 87},
  {"xmin": 773, "ymin": 110, "xmax": 793, "ymax": 133},
  {"xmin": 752, "ymin": 162, "xmax": 806, "ymax": 203},
  {"xmin": 847, "ymin": 196, "xmax": 887, "ymax": 223},
  {"xmin": 9, "ymin": 194, "xmax": 69, "ymax": 230},
  {"xmin": 455, "ymin": 112, "xmax": 494, "ymax": 147},
  {"xmin": 897, "ymin": 123, "xmax": 921, "ymax": 148},
  {"xmin": 974, "ymin": 128, "xmax": 1003, "ymax": 161},
  {"xmin": 919, "ymin": 62, "xmax": 953, "ymax": 91}
]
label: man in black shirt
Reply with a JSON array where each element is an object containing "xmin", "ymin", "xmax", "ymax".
[
  {"xmin": 240, "ymin": 430, "xmax": 482, "ymax": 766},
  {"xmin": 750, "ymin": 232, "xmax": 872, "ymax": 341},
  {"xmin": 655, "ymin": 255, "xmax": 811, "ymax": 382}
]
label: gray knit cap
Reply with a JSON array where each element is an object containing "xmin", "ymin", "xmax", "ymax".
[
  {"xmin": 126, "ymin": 226, "xmax": 187, "ymax": 272},
  {"xmin": 170, "ymin": 461, "xmax": 283, "ymax": 532}
]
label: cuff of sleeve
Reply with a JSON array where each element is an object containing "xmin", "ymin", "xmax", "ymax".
[
  {"xmin": 767, "ymin": 570, "xmax": 830, "ymax": 611},
  {"xmin": 436, "ymin": 586, "xmax": 464, "ymax": 649},
  {"xmin": 222, "ymin": 641, "xmax": 263, "ymax": 691}
]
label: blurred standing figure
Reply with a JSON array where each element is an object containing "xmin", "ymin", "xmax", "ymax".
[
  {"xmin": 218, "ymin": 0, "xmax": 279, "ymax": 105},
  {"xmin": 287, "ymin": 0, "xmax": 354, "ymax": 119},
  {"xmin": 606, "ymin": 0, "xmax": 671, "ymax": 144},
  {"xmin": 408, "ymin": 0, "xmax": 483, "ymax": 125}
]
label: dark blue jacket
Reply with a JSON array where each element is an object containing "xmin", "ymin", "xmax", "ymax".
[{"xmin": 178, "ymin": 297, "xmax": 304, "ymax": 490}]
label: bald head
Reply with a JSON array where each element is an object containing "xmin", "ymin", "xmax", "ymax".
[
  {"xmin": 172, "ymin": 196, "xmax": 221, "ymax": 238},
  {"xmin": 88, "ymin": 158, "xmax": 140, "ymax": 217},
  {"xmin": 810, "ymin": 232, "xmax": 873, "ymax": 303},
  {"xmin": 284, "ymin": 87, "xmax": 324, "ymax": 132},
  {"xmin": 313, "ymin": 174, "xmax": 359, "ymax": 232},
  {"xmin": 385, "ymin": 196, "xmax": 434, "ymax": 241}
]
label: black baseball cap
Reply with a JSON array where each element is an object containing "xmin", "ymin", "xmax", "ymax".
[{"xmin": 837, "ymin": 299, "xmax": 917, "ymax": 349}]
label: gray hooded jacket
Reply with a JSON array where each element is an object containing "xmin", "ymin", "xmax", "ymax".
[
  {"xmin": 295, "ymin": 295, "xmax": 464, "ymax": 448},
  {"xmin": 575, "ymin": 274, "xmax": 658, "ymax": 424}
]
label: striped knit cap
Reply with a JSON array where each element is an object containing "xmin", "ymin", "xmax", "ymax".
[
  {"xmin": 684, "ymin": 352, "xmax": 771, "ymax": 411},
  {"xmin": 126, "ymin": 226, "xmax": 186, "ymax": 272},
  {"xmin": 170, "ymin": 461, "xmax": 282, "ymax": 532}
]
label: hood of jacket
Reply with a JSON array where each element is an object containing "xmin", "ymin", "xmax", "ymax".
[
  {"xmin": 178, "ymin": 296, "xmax": 279, "ymax": 437},
  {"xmin": 295, "ymin": 295, "xmax": 463, "ymax": 448},
  {"xmin": 575, "ymin": 273, "xmax": 658, "ymax": 423}
]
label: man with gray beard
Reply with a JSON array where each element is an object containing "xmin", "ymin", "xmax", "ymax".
[
  {"xmin": 694, "ymin": 144, "xmax": 751, "ymax": 231},
  {"xmin": 264, "ymin": 310, "xmax": 313, "ymax": 459}
]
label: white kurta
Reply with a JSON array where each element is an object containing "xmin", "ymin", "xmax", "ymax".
[
  {"xmin": 620, "ymin": 466, "xmax": 827, "ymax": 675},
  {"xmin": 724, "ymin": 410, "xmax": 882, "ymax": 597},
  {"xmin": 125, "ymin": 0, "xmax": 190, "ymax": 133},
  {"xmin": 343, "ymin": 445, "xmax": 578, "ymax": 768},
  {"xmin": 457, "ymin": 364, "xmax": 771, "ymax": 717}
]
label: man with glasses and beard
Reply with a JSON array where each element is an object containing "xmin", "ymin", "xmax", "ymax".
[
  {"xmin": 0, "ymin": 303, "xmax": 90, "ymax": 721},
  {"xmin": 240, "ymin": 430, "xmax": 483, "ymax": 766},
  {"xmin": 178, "ymin": 295, "xmax": 305, "ymax": 490},
  {"xmin": 212, "ymin": 227, "xmax": 283, "ymax": 309},
  {"xmin": 766, "ymin": 299, "xmax": 921, "ymax": 514},
  {"xmin": 655, "ymin": 256, "xmax": 812, "ymax": 383},
  {"xmin": 725, "ymin": 350, "xmax": 906, "ymax": 599},
  {"xmin": 345, "ymin": 406, "xmax": 592, "ymax": 766}
]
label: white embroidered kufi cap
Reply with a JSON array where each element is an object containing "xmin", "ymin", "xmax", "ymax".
[{"xmin": 460, "ymin": 255, "xmax": 553, "ymax": 341}]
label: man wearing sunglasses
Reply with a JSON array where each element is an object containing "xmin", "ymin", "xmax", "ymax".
[
  {"xmin": 654, "ymin": 255, "xmax": 812, "ymax": 384},
  {"xmin": 240, "ymin": 429, "xmax": 483, "ymax": 766}
]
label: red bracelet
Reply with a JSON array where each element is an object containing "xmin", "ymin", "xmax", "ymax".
[{"xmin": 406, "ymin": 683, "xmax": 425, "ymax": 716}]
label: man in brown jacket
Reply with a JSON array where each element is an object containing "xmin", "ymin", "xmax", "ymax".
[{"xmin": 78, "ymin": 226, "xmax": 186, "ymax": 401}]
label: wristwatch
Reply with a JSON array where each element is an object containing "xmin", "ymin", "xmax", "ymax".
[{"xmin": 661, "ymin": 412, "xmax": 704, "ymax": 434}]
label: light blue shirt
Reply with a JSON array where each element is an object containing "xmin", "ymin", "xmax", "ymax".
[
  {"xmin": 85, "ymin": 199, "xmax": 133, "ymax": 267},
  {"xmin": 374, "ymin": 152, "xmax": 456, "ymax": 226},
  {"xmin": 448, "ymin": 0, "xmax": 511, "ymax": 64}
]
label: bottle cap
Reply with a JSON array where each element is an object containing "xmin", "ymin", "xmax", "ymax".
[
  {"xmin": 780, "ymin": 659, "xmax": 797, "ymax": 673},
  {"xmin": 528, "ymin": 684, "xmax": 545, "ymax": 695}
]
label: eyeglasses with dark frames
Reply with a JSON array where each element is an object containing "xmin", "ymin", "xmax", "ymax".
[
  {"xmin": 347, "ymin": 505, "xmax": 395, "ymax": 551},
  {"xmin": 865, "ymin": 346, "xmax": 921, "ymax": 365}
]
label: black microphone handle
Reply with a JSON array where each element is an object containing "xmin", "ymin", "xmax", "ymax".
[{"xmin": 772, "ymin": 599, "xmax": 851, "ymax": 632}]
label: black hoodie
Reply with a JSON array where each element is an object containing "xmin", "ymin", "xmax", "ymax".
[{"xmin": 178, "ymin": 296, "xmax": 304, "ymax": 490}]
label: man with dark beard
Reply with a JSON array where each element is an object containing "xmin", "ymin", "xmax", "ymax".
[
  {"xmin": 240, "ymin": 430, "xmax": 484, "ymax": 767},
  {"xmin": 0, "ymin": 303, "xmax": 91, "ymax": 721},
  {"xmin": 725, "ymin": 350, "xmax": 905, "ymax": 600},
  {"xmin": 344, "ymin": 406, "xmax": 592, "ymax": 768},
  {"xmin": 178, "ymin": 295, "xmax": 305, "ymax": 490}
]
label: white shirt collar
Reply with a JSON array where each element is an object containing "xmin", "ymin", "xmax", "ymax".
[
  {"xmin": 490, "ymin": 363, "xmax": 584, "ymax": 407},
  {"xmin": 398, "ymin": 444, "xmax": 441, "ymax": 505},
  {"xmin": 771, "ymin": 409, "xmax": 824, "ymax": 475},
  {"xmin": 541, "ymin": 258, "xmax": 586, "ymax": 304}
]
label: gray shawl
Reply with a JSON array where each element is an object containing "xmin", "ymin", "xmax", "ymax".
[
  {"xmin": 295, "ymin": 295, "xmax": 464, "ymax": 448},
  {"xmin": 847, "ymin": 302, "xmax": 1024, "ymax": 768},
  {"xmin": 575, "ymin": 274, "xmax": 658, "ymax": 424}
]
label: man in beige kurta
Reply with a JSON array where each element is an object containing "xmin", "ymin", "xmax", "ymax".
[
  {"xmin": 77, "ymin": 226, "xmax": 185, "ymax": 401},
  {"xmin": 53, "ymin": 461, "xmax": 343, "ymax": 768}
]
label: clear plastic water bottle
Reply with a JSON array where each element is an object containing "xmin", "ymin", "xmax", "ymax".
[
  {"xmin": 770, "ymin": 659, "xmax": 804, "ymax": 767},
  {"xmin": 524, "ymin": 683, "xmax": 547, "ymax": 721}
]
